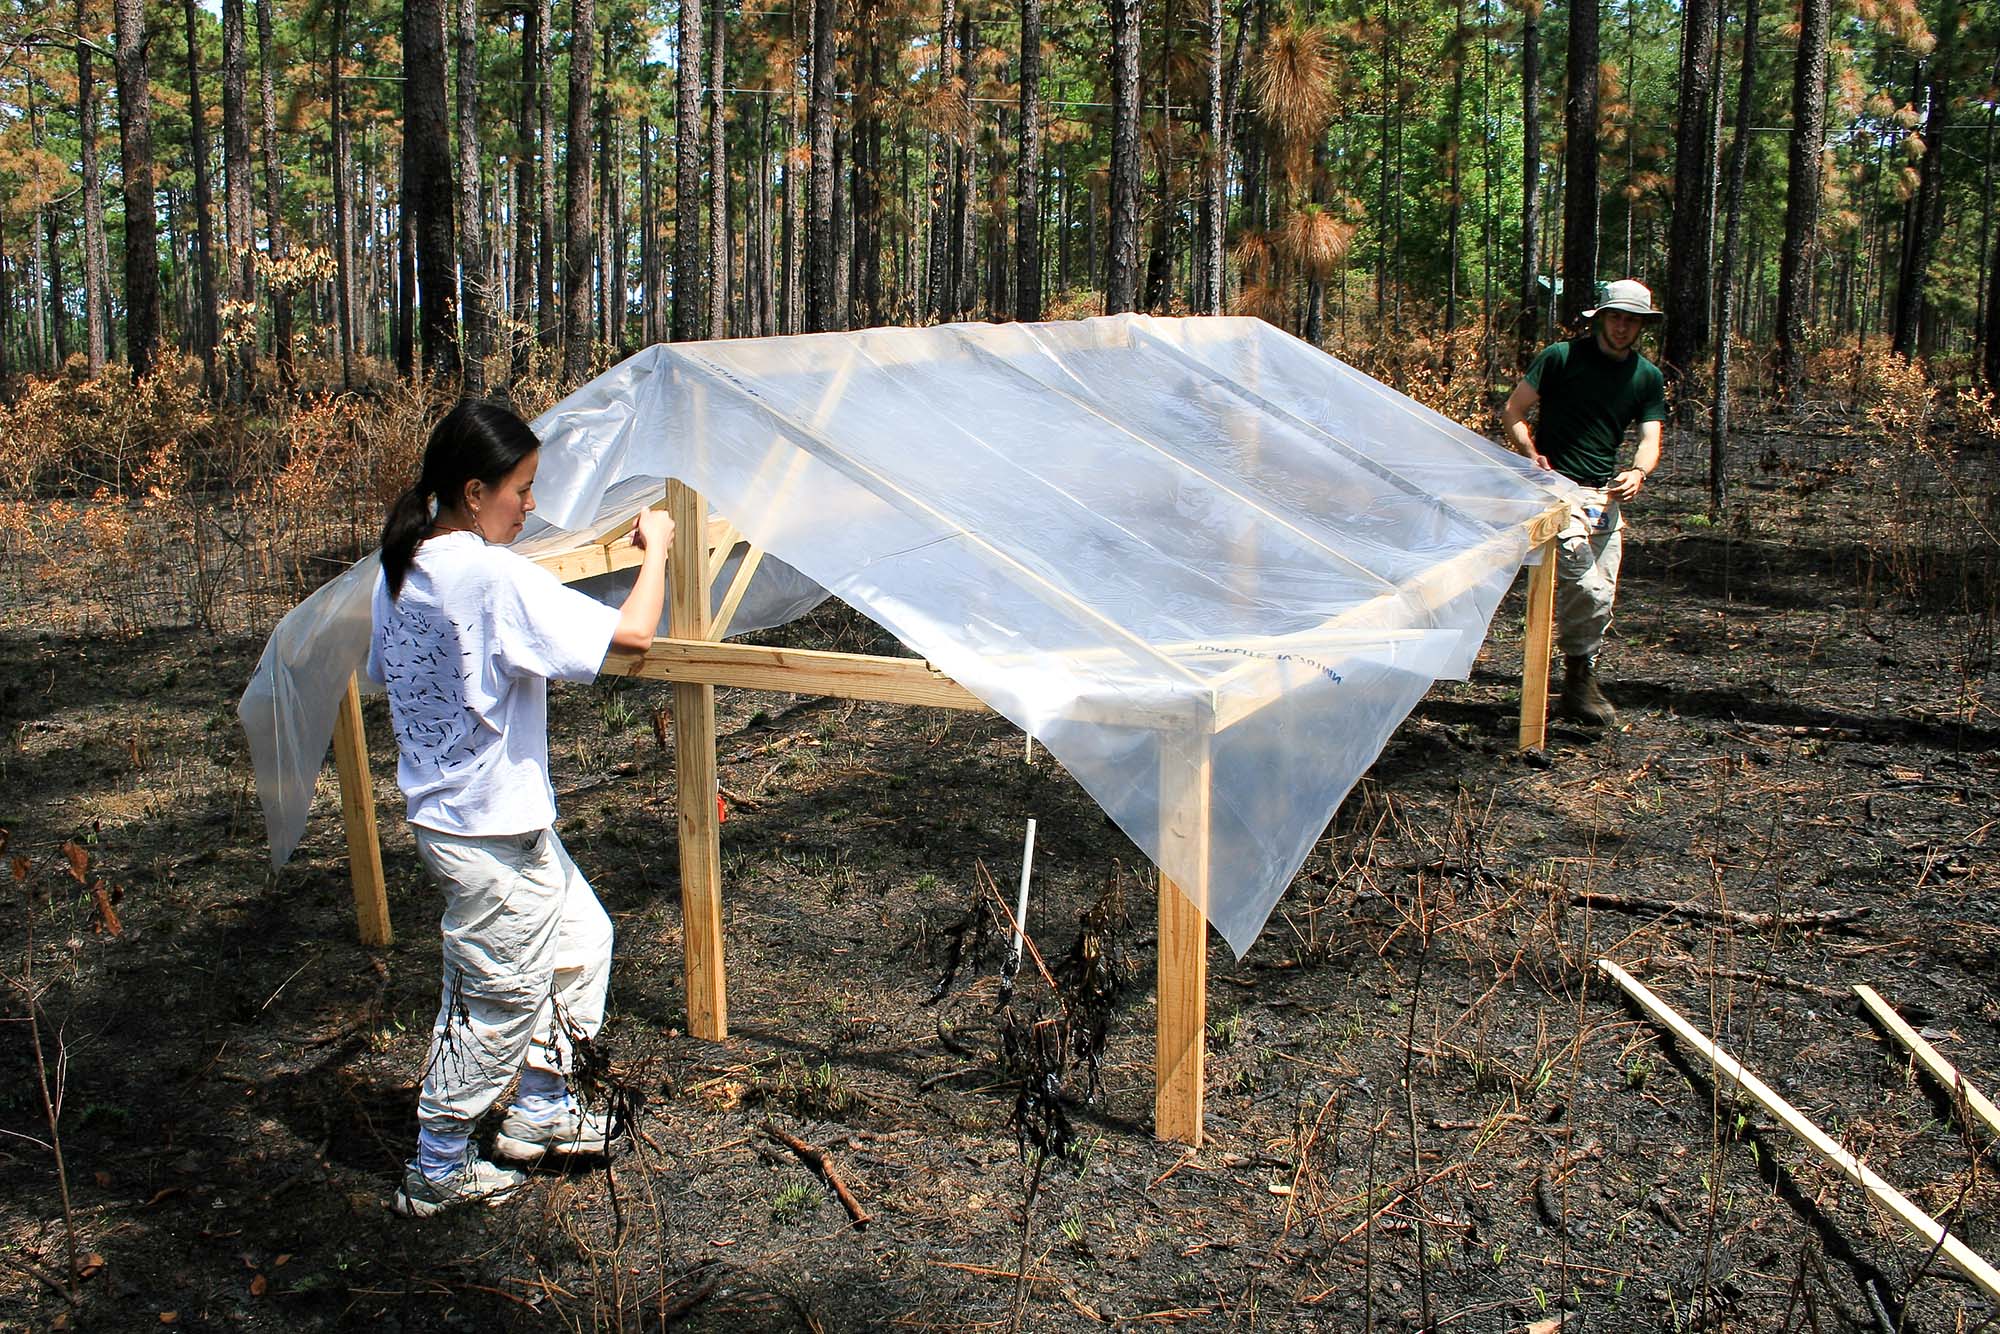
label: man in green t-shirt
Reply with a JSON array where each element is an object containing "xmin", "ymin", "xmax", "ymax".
[{"xmin": 1501, "ymin": 278, "xmax": 1668, "ymax": 728}]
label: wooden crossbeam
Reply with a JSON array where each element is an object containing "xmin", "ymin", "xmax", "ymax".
[
  {"xmin": 604, "ymin": 637, "xmax": 993, "ymax": 713},
  {"xmin": 708, "ymin": 545, "xmax": 768, "ymax": 642}
]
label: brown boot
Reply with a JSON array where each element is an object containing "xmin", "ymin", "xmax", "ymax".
[{"xmin": 1557, "ymin": 655, "xmax": 1617, "ymax": 726}]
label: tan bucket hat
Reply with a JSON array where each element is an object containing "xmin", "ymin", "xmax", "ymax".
[{"xmin": 1583, "ymin": 278, "xmax": 1664, "ymax": 319}]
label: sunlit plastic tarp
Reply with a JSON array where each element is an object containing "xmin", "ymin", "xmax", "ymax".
[{"xmin": 241, "ymin": 314, "xmax": 1574, "ymax": 955}]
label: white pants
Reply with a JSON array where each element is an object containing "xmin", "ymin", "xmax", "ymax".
[
  {"xmin": 411, "ymin": 826, "xmax": 613, "ymax": 1137},
  {"xmin": 1555, "ymin": 489, "xmax": 1624, "ymax": 659}
]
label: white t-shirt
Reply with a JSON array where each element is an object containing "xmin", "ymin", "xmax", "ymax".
[{"xmin": 367, "ymin": 530, "xmax": 621, "ymax": 836}]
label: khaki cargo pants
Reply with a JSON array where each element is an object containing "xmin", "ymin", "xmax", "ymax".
[{"xmin": 1555, "ymin": 488, "xmax": 1623, "ymax": 660}]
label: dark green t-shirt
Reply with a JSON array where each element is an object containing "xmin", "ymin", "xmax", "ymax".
[{"xmin": 1523, "ymin": 336, "xmax": 1668, "ymax": 486}]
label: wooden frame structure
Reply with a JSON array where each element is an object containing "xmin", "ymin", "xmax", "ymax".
[{"xmin": 327, "ymin": 492, "xmax": 1567, "ymax": 1146}]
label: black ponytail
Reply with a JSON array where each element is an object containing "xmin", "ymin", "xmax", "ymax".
[{"xmin": 380, "ymin": 399, "xmax": 543, "ymax": 597}]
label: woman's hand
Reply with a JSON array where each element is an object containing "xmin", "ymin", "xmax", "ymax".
[{"xmin": 631, "ymin": 510, "xmax": 675, "ymax": 552}]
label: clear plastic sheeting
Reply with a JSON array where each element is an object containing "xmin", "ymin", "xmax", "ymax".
[
  {"xmin": 242, "ymin": 314, "xmax": 1573, "ymax": 955},
  {"xmin": 238, "ymin": 488, "xmax": 824, "ymax": 867}
]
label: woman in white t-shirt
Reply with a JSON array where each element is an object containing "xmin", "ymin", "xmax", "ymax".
[{"xmin": 369, "ymin": 400, "xmax": 672, "ymax": 1217}]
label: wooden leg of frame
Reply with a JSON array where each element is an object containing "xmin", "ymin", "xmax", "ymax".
[
  {"xmin": 672, "ymin": 679, "xmax": 727, "ymax": 1038},
  {"xmin": 668, "ymin": 481, "xmax": 728, "ymax": 1040},
  {"xmin": 1155, "ymin": 872, "xmax": 1208, "ymax": 1145},
  {"xmin": 1518, "ymin": 537, "xmax": 1558, "ymax": 751},
  {"xmin": 1155, "ymin": 736, "xmax": 1212, "ymax": 1146},
  {"xmin": 332, "ymin": 673, "xmax": 391, "ymax": 947}
]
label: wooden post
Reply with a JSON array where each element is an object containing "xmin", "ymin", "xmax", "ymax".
[
  {"xmin": 331, "ymin": 672, "xmax": 391, "ymax": 947},
  {"xmin": 1517, "ymin": 535, "xmax": 1558, "ymax": 750},
  {"xmin": 1155, "ymin": 734, "xmax": 1212, "ymax": 1146},
  {"xmin": 668, "ymin": 480, "xmax": 728, "ymax": 1039}
]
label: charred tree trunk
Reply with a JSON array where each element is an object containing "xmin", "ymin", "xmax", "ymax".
[
  {"xmin": 561, "ymin": 0, "xmax": 595, "ymax": 376},
  {"xmin": 1663, "ymin": 0, "xmax": 1719, "ymax": 385},
  {"xmin": 77, "ymin": 0, "xmax": 110, "ymax": 376},
  {"xmin": 407, "ymin": 0, "xmax": 459, "ymax": 377},
  {"xmin": 1892, "ymin": 17, "xmax": 1953, "ymax": 358},
  {"xmin": 1197, "ymin": 0, "xmax": 1223, "ymax": 314},
  {"xmin": 1774, "ymin": 0, "xmax": 1829, "ymax": 403},
  {"xmin": 1105, "ymin": 0, "xmax": 1143, "ymax": 313},
  {"xmin": 1709, "ymin": 0, "xmax": 1756, "ymax": 516},
  {"xmin": 674, "ymin": 0, "xmax": 705, "ymax": 339},
  {"xmin": 924, "ymin": 0, "xmax": 956, "ymax": 322},
  {"xmin": 708, "ymin": 0, "xmax": 729, "ymax": 338},
  {"xmin": 184, "ymin": 0, "xmax": 221, "ymax": 391},
  {"xmin": 1015, "ymin": 0, "xmax": 1044, "ymax": 321},
  {"xmin": 512, "ymin": 1, "xmax": 539, "ymax": 378},
  {"xmin": 221, "ymin": 0, "xmax": 253, "ymax": 396},
  {"xmin": 952, "ymin": 13, "xmax": 976, "ymax": 317},
  {"xmin": 1518, "ymin": 0, "xmax": 1541, "ymax": 366},
  {"xmin": 456, "ymin": 0, "xmax": 489, "ymax": 393},
  {"xmin": 1443, "ymin": 0, "xmax": 1466, "ymax": 340},
  {"xmin": 806, "ymin": 0, "xmax": 837, "ymax": 330},
  {"xmin": 1559, "ymin": 0, "xmax": 1600, "ymax": 328},
  {"xmin": 535, "ymin": 0, "xmax": 555, "ymax": 347}
]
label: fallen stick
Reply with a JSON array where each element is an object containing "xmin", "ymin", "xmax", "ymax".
[
  {"xmin": 1598, "ymin": 958, "xmax": 2000, "ymax": 1303},
  {"xmin": 759, "ymin": 1121, "xmax": 871, "ymax": 1229},
  {"xmin": 1853, "ymin": 984, "xmax": 2000, "ymax": 1143},
  {"xmin": 1573, "ymin": 891, "xmax": 1871, "ymax": 932}
]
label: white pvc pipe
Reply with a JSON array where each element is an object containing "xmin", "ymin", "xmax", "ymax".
[{"xmin": 1011, "ymin": 818, "xmax": 1038, "ymax": 967}]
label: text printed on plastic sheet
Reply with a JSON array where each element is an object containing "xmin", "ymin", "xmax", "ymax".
[{"xmin": 1195, "ymin": 643, "xmax": 1344, "ymax": 684}]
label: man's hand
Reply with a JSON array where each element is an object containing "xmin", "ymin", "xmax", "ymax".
[{"xmin": 1607, "ymin": 468, "xmax": 1647, "ymax": 501}]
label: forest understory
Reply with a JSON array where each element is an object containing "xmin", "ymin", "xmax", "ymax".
[{"xmin": 2, "ymin": 401, "xmax": 1999, "ymax": 1332}]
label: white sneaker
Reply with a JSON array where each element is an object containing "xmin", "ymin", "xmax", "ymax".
[
  {"xmin": 392, "ymin": 1148, "xmax": 528, "ymax": 1218},
  {"xmin": 491, "ymin": 1102, "xmax": 620, "ymax": 1164}
]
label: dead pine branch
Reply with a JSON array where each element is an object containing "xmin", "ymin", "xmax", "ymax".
[
  {"xmin": 759, "ymin": 1120, "xmax": 871, "ymax": 1229},
  {"xmin": 1571, "ymin": 889, "xmax": 1872, "ymax": 933}
]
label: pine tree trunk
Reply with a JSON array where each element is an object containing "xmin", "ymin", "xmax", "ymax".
[
  {"xmin": 1559, "ymin": 0, "xmax": 1599, "ymax": 329},
  {"xmin": 857, "ymin": 20, "xmax": 885, "ymax": 326},
  {"xmin": 536, "ymin": 0, "xmax": 556, "ymax": 347},
  {"xmin": 1105, "ymin": 0, "xmax": 1142, "ymax": 313},
  {"xmin": 1198, "ymin": 0, "xmax": 1222, "ymax": 314},
  {"xmin": 1015, "ymin": 0, "xmax": 1044, "ymax": 321},
  {"xmin": 1443, "ymin": 0, "xmax": 1465, "ymax": 341},
  {"xmin": 221, "ymin": 0, "xmax": 253, "ymax": 396},
  {"xmin": 806, "ymin": 0, "xmax": 837, "ymax": 330},
  {"xmin": 332, "ymin": 0, "xmax": 357, "ymax": 384},
  {"xmin": 77, "ymin": 0, "xmax": 109, "ymax": 376},
  {"xmin": 45, "ymin": 209, "xmax": 69, "ymax": 368},
  {"xmin": 673, "ymin": 0, "xmax": 704, "ymax": 340},
  {"xmin": 184, "ymin": 0, "xmax": 221, "ymax": 391},
  {"xmin": 709, "ymin": 0, "xmax": 728, "ymax": 338},
  {"xmin": 1709, "ymin": 0, "xmax": 1756, "ymax": 516},
  {"xmin": 1774, "ymin": 0, "xmax": 1828, "ymax": 402},
  {"xmin": 561, "ymin": 0, "xmax": 595, "ymax": 376},
  {"xmin": 406, "ymin": 0, "xmax": 459, "ymax": 377},
  {"xmin": 1892, "ymin": 12, "xmax": 1954, "ymax": 358},
  {"xmin": 456, "ymin": 0, "xmax": 488, "ymax": 394},
  {"xmin": 1518, "ymin": 0, "xmax": 1540, "ymax": 367},
  {"xmin": 512, "ymin": 1, "xmax": 539, "ymax": 377},
  {"xmin": 1663, "ymin": 0, "xmax": 1719, "ymax": 384},
  {"xmin": 923, "ymin": 0, "xmax": 956, "ymax": 322},
  {"xmin": 953, "ymin": 13, "xmax": 976, "ymax": 317}
]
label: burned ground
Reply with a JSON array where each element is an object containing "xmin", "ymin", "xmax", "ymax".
[{"xmin": 2, "ymin": 438, "xmax": 1997, "ymax": 1333}]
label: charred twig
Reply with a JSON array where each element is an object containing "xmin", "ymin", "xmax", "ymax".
[
  {"xmin": 759, "ymin": 1121, "xmax": 870, "ymax": 1229},
  {"xmin": 1572, "ymin": 890, "xmax": 1872, "ymax": 932}
]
